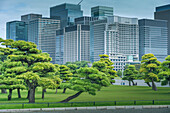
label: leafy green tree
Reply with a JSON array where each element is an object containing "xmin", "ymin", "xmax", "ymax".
[
  {"xmin": 38, "ymin": 77, "xmax": 61, "ymax": 99},
  {"xmin": 140, "ymin": 53, "xmax": 161, "ymax": 91},
  {"xmin": 134, "ymin": 64, "xmax": 141, "ymax": 71},
  {"xmin": 92, "ymin": 54, "xmax": 117, "ymax": 84},
  {"xmin": 67, "ymin": 64, "xmax": 78, "ymax": 77},
  {"xmin": 60, "ymin": 67, "xmax": 110, "ymax": 102},
  {"xmin": 31, "ymin": 62, "xmax": 61, "ymax": 99},
  {"xmin": 122, "ymin": 65, "xmax": 138, "ymax": 86},
  {"xmin": 117, "ymin": 70, "xmax": 122, "ymax": 77},
  {"xmin": 1, "ymin": 40, "xmax": 61, "ymax": 103},
  {"xmin": 0, "ymin": 39, "xmax": 17, "ymax": 94},
  {"xmin": 159, "ymin": 55, "xmax": 170, "ymax": 86},
  {"xmin": 65, "ymin": 61, "xmax": 90, "ymax": 69},
  {"xmin": 0, "ymin": 60, "xmax": 26, "ymax": 100},
  {"xmin": 59, "ymin": 65, "xmax": 73, "ymax": 93}
]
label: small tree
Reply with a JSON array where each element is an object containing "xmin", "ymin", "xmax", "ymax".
[
  {"xmin": 159, "ymin": 55, "xmax": 170, "ymax": 86},
  {"xmin": 92, "ymin": 54, "xmax": 117, "ymax": 84},
  {"xmin": 59, "ymin": 65, "xmax": 73, "ymax": 93},
  {"xmin": 0, "ymin": 38, "xmax": 15, "ymax": 94},
  {"xmin": 117, "ymin": 70, "xmax": 122, "ymax": 77},
  {"xmin": 140, "ymin": 53, "xmax": 161, "ymax": 91},
  {"xmin": 60, "ymin": 67, "xmax": 110, "ymax": 102},
  {"xmin": 0, "ymin": 60, "xmax": 26, "ymax": 100},
  {"xmin": 38, "ymin": 77, "xmax": 61, "ymax": 99},
  {"xmin": 122, "ymin": 65, "xmax": 138, "ymax": 86}
]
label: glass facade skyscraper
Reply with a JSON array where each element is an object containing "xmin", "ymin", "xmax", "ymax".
[
  {"xmin": 50, "ymin": 3, "xmax": 83, "ymax": 29},
  {"xmin": 90, "ymin": 16, "xmax": 139, "ymax": 62},
  {"xmin": 21, "ymin": 13, "xmax": 42, "ymax": 24},
  {"xmin": 56, "ymin": 29, "xmax": 64, "ymax": 65},
  {"xmin": 139, "ymin": 19, "xmax": 168, "ymax": 62},
  {"xmin": 154, "ymin": 4, "xmax": 170, "ymax": 55},
  {"xmin": 6, "ymin": 21, "xmax": 28, "ymax": 41},
  {"xmin": 90, "ymin": 16, "xmax": 139, "ymax": 70},
  {"xmin": 91, "ymin": 6, "xmax": 113, "ymax": 19},
  {"xmin": 28, "ymin": 18, "xmax": 60, "ymax": 64}
]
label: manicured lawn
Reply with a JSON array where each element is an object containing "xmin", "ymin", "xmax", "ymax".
[{"xmin": 0, "ymin": 85, "xmax": 170, "ymax": 109}]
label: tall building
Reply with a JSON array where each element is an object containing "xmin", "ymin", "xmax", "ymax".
[
  {"xmin": 21, "ymin": 13, "xmax": 42, "ymax": 24},
  {"xmin": 56, "ymin": 29, "xmax": 64, "ymax": 65},
  {"xmin": 139, "ymin": 19, "xmax": 168, "ymax": 62},
  {"xmin": 154, "ymin": 4, "xmax": 170, "ymax": 55},
  {"xmin": 75, "ymin": 16, "xmax": 98, "ymax": 25},
  {"xmin": 91, "ymin": 6, "xmax": 113, "ymax": 19},
  {"xmin": 6, "ymin": 21, "xmax": 28, "ymax": 41},
  {"xmin": 50, "ymin": 3, "xmax": 83, "ymax": 29},
  {"xmin": 90, "ymin": 16, "xmax": 139, "ymax": 70},
  {"xmin": 63, "ymin": 24, "xmax": 90, "ymax": 64},
  {"xmin": 56, "ymin": 16, "xmax": 97, "ymax": 65},
  {"xmin": 28, "ymin": 17, "xmax": 60, "ymax": 64}
]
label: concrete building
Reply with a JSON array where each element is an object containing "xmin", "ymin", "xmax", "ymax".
[
  {"xmin": 56, "ymin": 16, "xmax": 97, "ymax": 64},
  {"xmin": 28, "ymin": 17, "xmax": 60, "ymax": 64},
  {"xmin": 50, "ymin": 3, "xmax": 83, "ymax": 29},
  {"xmin": 91, "ymin": 6, "xmax": 113, "ymax": 19},
  {"xmin": 139, "ymin": 19, "xmax": 168, "ymax": 62},
  {"xmin": 154, "ymin": 4, "xmax": 170, "ymax": 55},
  {"xmin": 75, "ymin": 16, "xmax": 98, "ymax": 25},
  {"xmin": 90, "ymin": 16, "xmax": 139, "ymax": 71},
  {"xmin": 6, "ymin": 21, "xmax": 28, "ymax": 41},
  {"xmin": 63, "ymin": 24, "xmax": 90, "ymax": 64},
  {"xmin": 21, "ymin": 13, "xmax": 42, "ymax": 24}
]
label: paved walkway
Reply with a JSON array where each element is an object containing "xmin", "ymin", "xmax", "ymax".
[{"xmin": 0, "ymin": 105, "xmax": 170, "ymax": 112}]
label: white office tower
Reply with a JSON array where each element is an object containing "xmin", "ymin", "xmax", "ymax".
[
  {"xmin": 90, "ymin": 16, "xmax": 139, "ymax": 71},
  {"xmin": 63, "ymin": 24, "xmax": 90, "ymax": 64}
]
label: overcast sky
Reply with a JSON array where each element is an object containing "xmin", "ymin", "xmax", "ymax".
[{"xmin": 0, "ymin": 0, "xmax": 169, "ymax": 39}]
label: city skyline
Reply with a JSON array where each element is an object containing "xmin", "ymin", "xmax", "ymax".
[{"xmin": 0, "ymin": 0, "xmax": 169, "ymax": 39}]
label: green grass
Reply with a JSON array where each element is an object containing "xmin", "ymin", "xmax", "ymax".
[{"xmin": 0, "ymin": 85, "xmax": 170, "ymax": 109}]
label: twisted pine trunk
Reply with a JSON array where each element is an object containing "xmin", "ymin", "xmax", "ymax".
[
  {"xmin": 1, "ymin": 89, "xmax": 7, "ymax": 94},
  {"xmin": 55, "ymin": 88, "xmax": 58, "ymax": 94},
  {"xmin": 146, "ymin": 82, "xmax": 151, "ymax": 87},
  {"xmin": 27, "ymin": 90, "xmax": 30, "ymax": 99},
  {"xmin": 60, "ymin": 91, "xmax": 83, "ymax": 102},
  {"xmin": 63, "ymin": 88, "xmax": 67, "ymax": 93},
  {"xmin": 42, "ymin": 89, "xmax": 46, "ymax": 99},
  {"xmin": 132, "ymin": 80, "xmax": 135, "ymax": 86},
  {"xmin": 17, "ymin": 88, "xmax": 21, "ymax": 98},
  {"xmin": 152, "ymin": 80, "xmax": 157, "ymax": 91},
  {"xmin": 129, "ymin": 81, "xmax": 131, "ymax": 86},
  {"xmin": 8, "ymin": 89, "xmax": 12, "ymax": 100},
  {"xmin": 29, "ymin": 87, "xmax": 35, "ymax": 103}
]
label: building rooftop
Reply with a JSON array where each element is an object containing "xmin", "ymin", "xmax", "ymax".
[{"xmin": 156, "ymin": 4, "xmax": 170, "ymax": 12}]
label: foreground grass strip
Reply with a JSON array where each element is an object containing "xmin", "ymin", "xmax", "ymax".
[{"xmin": 0, "ymin": 85, "xmax": 170, "ymax": 109}]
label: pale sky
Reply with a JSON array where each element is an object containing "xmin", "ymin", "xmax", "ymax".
[{"xmin": 0, "ymin": 0, "xmax": 169, "ymax": 39}]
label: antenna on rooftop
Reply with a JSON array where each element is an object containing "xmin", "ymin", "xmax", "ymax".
[{"xmin": 78, "ymin": 0, "xmax": 83, "ymax": 5}]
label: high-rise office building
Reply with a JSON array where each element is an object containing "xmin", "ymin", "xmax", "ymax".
[
  {"xmin": 56, "ymin": 16, "xmax": 97, "ymax": 64},
  {"xmin": 56, "ymin": 29, "xmax": 64, "ymax": 65},
  {"xmin": 28, "ymin": 17, "xmax": 60, "ymax": 64},
  {"xmin": 154, "ymin": 4, "xmax": 170, "ymax": 55},
  {"xmin": 91, "ymin": 6, "xmax": 113, "ymax": 19},
  {"xmin": 75, "ymin": 16, "xmax": 98, "ymax": 25},
  {"xmin": 90, "ymin": 16, "xmax": 139, "ymax": 70},
  {"xmin": 6, "ymin": 21, "xmax": 28, "ymax": 41},
  {"xmin": 139, "ymin": 19, "xmax": 168, "ymax": 62},
  {"xmin": 21, "ymin": 13, "xmax": 42, "ymax": 24},
  {"xmin": 50, "ymin": 3, "xmax": 83, "ymax": 29},
  {"xmin": 63, "ymin": 24, "xmax": 90, "ymax": 64}
]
